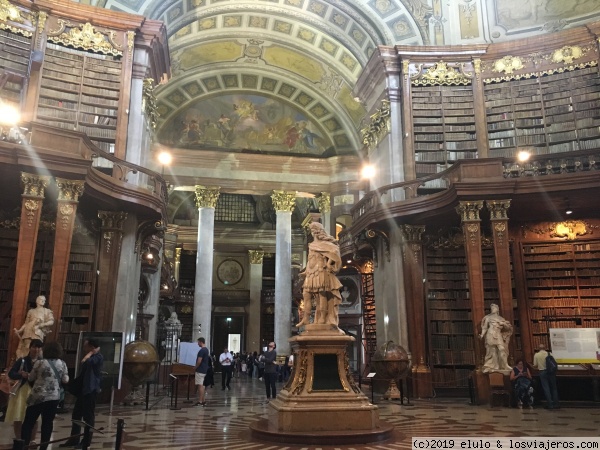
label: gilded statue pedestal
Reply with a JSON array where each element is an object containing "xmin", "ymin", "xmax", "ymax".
[{"xmin": 250, "ymin": 327, "xmax": 393, "ymax": 445}]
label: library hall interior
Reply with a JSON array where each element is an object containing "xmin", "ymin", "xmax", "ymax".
[{"xmin": 2, "ymin": 0, "xmax": 600, "ymax": 448}]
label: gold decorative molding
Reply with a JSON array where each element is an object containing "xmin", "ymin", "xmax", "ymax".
[
  {"xmin": 400, "ymin": 224, "xmax": 425, "ymax": 242},
  {"xmin": 142, "ymin": 78, "xmax": 159, "ymax": 129},
  {"xmin": 56, "ymin": 178, "xmax": 85, "ymax": 202},
  {"xmin": 317, "ymin": 192, "xmax": 330, "ymax": 213},
  {"xmin": 36, "ymin": 11, "xmax": 46, "ymax": 33},
  {"xmin": 402, "ymin": 59, "xmax": 410, "ymax": 82},
  {"xmin": 127, "ymin": 30, "xmax": 135, "ymax": 53},
  {"xmin": 412, "ymin": 61, "xmax": 471, "ymax": 86},
  {"xmin": 24, "ymin": 199, "xmax": 40, "ymax": 228},
  {"xmin": 271, "ymin": 190, "xmax": 296, "ymax": 212},
  {"xmin": 99, "ymin": 211, "xmax": 127, "ymax": 254},
  {"xmin": 58, "ymin": 203, "xmax": 74, "ymax": 230},
  {"xmin": 466, "ymin": 223, "xmax": 480, "ymax": 247},
  {"xmin": 493, "ymin": 222, "xmax": 507, "ymax": 247},
  {"xmin": 248, "ymin": 250, "xmax": 265, "ymax": 265},
  {"xmin": 492, "ymin": 55, "xmax": 524, "ymax": 74},
  {"xmin": 289, "ymin": 349, "xmax": 308, "ymax": 395},
  {"xmin": 21, "ymin": 173, "xmax": 50, "ymax": 197},
  {"xmin": 551, "ymin": 45, "xmax": 584, "ymax": 64},
  {"xmin": 194, "ymin": 185, "xmax": 220, "ymax": 209},
  {"xmin": 175, "ymin": 247, "xmax": 182, "ymax": 262},
  {"xmin": 551, "ymin": 221, "xmax": 589, "ymax": 240},
  {"xmin": 0, "ymin": 0, "xmax": 22, "ymax": 23},
  {"xmin": 360, "ymin": 99, "xmax": 390, "ymax": 151},
  {"xmin": 456, "ymin": 200, "xmax": 483, "ymax": 222},
  {"xmin": 486, "ymin": 199, "xmax": 511, "ymax": 220},
  {"xmin": 48, "ymin": 20, "xmax": 122, "ymax": 56}
]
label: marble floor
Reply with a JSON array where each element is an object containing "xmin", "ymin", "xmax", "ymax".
[{"xmin": 1, "ymin": 376, "xmax": 599, "ymax": 450}]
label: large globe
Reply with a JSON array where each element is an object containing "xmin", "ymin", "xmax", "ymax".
[
  {"xmin": 372, "ymin": 341, "xmax": 411, "ymax": 380},
  {"xmin": 123, "ymin": 340, "xmax": 160, "ymax": 387}
]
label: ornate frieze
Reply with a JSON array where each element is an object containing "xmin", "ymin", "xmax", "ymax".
[
  {"xmin": 486, "ymin": 199, "xmax": 511, "ymax": 221},
  {"xmin": 360, "ymin": 99, "xmax": 390, "ymax": 151},
  {"xmin": 492, "ymin": 55, "xmax": 524, "ymax": 74},
  {"xmin": 47, "ymin": 20, "xmax": 122, "ymax": 56},
  {"xmin": 551, "ymin": 221, "xmax": 589, "ymax": 240},
  {"xmin": 194, "ymin": 185, "xmax": 220, "ymax": 209},
  {"xmin": 271, "ymin": 190, "xmax": 296, "ymax": 212},
  {"xmin": 456, "ymin": 200, "xmax": 483, "ymax": 222},
  {"xmin": 248, "ymin": 250, "xmax": 265, "ymax": 265},
  {"xmin": 143, "ymin": 78, "xmax": 159, "ymax": 129},
  {"xmin": 411, "ymin": 61, "xmax": 472, "ymax": 86}
]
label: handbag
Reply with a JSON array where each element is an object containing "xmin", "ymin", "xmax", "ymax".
[
  {"xmin": 67, "ymin": 375, "xmax": 84, "ymax": 396},
  {"xmin": 48, "ymin": 360, "xmax": 65, "ymax": 402}
]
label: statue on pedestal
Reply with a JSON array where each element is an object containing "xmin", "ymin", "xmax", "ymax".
[
  {"xmin": 164, "ymin": 311, "xmax": 182, "ymax": 363},
  {"xmin": 14, "ymin": 295, "xmax": 54, "ymax": 359},
  {"xmin": 296, "ymin": 222, "xmax": 343, "ymax": 328},
  {"xmin": 479, "ymin": 303, "xmax": 512, "ymax": 372}
]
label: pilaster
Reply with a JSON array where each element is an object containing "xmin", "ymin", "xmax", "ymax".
[
  {"xmin": 96, "ymin": 211, "xmax": 128, "ymax": 332},
  {"xmin": 316, "ymin": 192, "xmax": 332, "ymax": 236},
  {"xmin": 486, "ymin": 199, "xmax": 515, "ymax": 361},
  {"xmin": 8, "ymin": 173, "xmax": 51, "ymax": 362},
  {"xmin": 193, "ymin": 185, "xmax": 220, "ymax": 349},
  {"xmin": 400, "ymin": 224, "xmax": 432, "ymax": 397},
  {"xmin": 248, "ymin": 250, "xmax": 264, "ymax": 354},
  {"xmin": 271, "ymin": 190, "xmax": 296, "ymax": 355},
  {"xmin": 49, "ymin": 178, "xmax": 85, "ymax": 338}
]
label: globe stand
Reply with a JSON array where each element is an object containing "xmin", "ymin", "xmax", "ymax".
[
  {"xmin": 250, "ymin": 326, "xmax": 393, "ymax": 445},
  {"xmin": 383, "ymin": 379, "xmax": 402, "ymax": 400},
  {"xmin": 122, "ymin": 385, "xmax": 145, "ymax": 406}
]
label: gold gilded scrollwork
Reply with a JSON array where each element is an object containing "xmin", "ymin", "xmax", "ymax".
[
  {"xmin": 551, "ymin": 221, "xmax": 588, "ymax": 240},
  {"xmin": 0, "ymin": 0, "xmax": 22, "ymax": 23},
  {"xmin": 21, "ymin": 173, "xmax": 50, "ymax": 197},
  {"xmin": 142, "ymin": 78, "xmax": 159, "ymax": 129},
  {"xmin": 412, "ymin": 61, "xmax": 471, "ymax": 86},
  {"xmin": 56, "ymin": 178, "xmax": 85, "ymax": 202},
  {"xmin": 37, "ymin": 11, "xmax": 46, "ymax": 34},
  {"xmin": 271, "ymin": 190, "xmax": 296, "ymax": 212},
  {"xmin": 466, "ymin": 223, "xmax": 479, "ymax": 247},
  {"xmin": 317, "ymin": 192, "xmax": 330, "ymax": 213},
  {"xmin": 493, "ymin": 55, "xmax": 524, "ymax": 74},
  {"xmin": 24, "ymin": 199, "xmax": 40, "ymax": 227},
  {"xmin": 58, "ymin": 204, "xmax": 74, "ymax": 230},
  {"xmin": 194, "ymin": 186, "xmax": 220, "ymax": 209},
  {"xmin": 48, "ymin": 20, "xmax": 122, "ymax": 56},
  {"xmin": 99, "ymin": 211, "xmax": 127, "ymax": 254},
  {"xmin": 486, "ymin": 199, "xmax": 511, "ymax": 220},
  {"xmin": 127, "ymin": 30, "xmax": 135, "ymax": 53},
  {"xmin": 360, "ymin": 99, "xmax": 390, "ymax": 151},
  {"xmin": 248, "ymin": 250, "xmax": 264, "ymax": 265},
  {"xmin": 290, "ymin": 350, "xmax": 308, "ymax": 395},
  {"xmin": 456, "ymin": 200, "xmax": 483, "ymax": 222},
  {"xmin": 551, "ymin": 45, "xmax": 584, "ymax": 64}
]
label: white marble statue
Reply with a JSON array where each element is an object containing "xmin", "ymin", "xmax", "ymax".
[
  {"xmin": 14, "ymin": 295, "xmax": 54, "ymax": 359},
  {"xmin": 479, "ymin": 303, "xmax": 513, "ymax": 372}
]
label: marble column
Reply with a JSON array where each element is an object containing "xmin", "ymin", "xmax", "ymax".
[
  {"xmin": 317, "ymin": 192, "xmax": 332, "ymax": 237},
  {"xmin": 248, "ymin": 250, "xmax": 264, "ymax": 354},
  {"xmin": 8, "ymin": 173, "xmax": 50, "ymax": 361},
  {"xmin": 271, "ymin": 190, "xmax": 296, "ymax": 355},
  {"xmin": 48, "ymin": 179, "xmax": 85, "ymax": 338},
  {"xmin": 193, "ymin": 186, "xmax": 220, "ymax": 350}
]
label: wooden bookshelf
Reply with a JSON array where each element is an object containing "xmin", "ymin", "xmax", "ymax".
[
  {"xmin": 36, "ymin": 43, "xmax": 122, "ymax": 153},
  {"xmin": 0, "ymin": 30, "xmax": 32, "ymax": 110},
  {"xmin": 425, "ymin": 247, "xmax": 474, "ymax": 391},
  {"xmin": 521, "ymin": 240, "xmax": 600, "ymax": 350},
  {"xmin": 59, "ymin": 233, "xmax": 98, "ymax": 368},
  {"xmin": 0, "ymin": 228, "xmax": 19, "ymax": 367},
  {"xmin": 412, "ymin": 85, "xmax": 477, "ymax": 179},
  {"xmin": 361, "ymin": 272, "xmax": 376, "ymax": 358}
]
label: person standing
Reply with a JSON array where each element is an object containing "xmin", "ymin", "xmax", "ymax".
[
  {"xmin": 21, "ymin": 341, "xmax": 68, "ymax": 450},
  {"xmin": 59, "ymin": 338, "xmax": 103, "ymax": 449},
  {"xmin": 194, "ymin": 337, "xmax": 209, "ymax": 406},
  {"xmin": 263, "ymin": 342, "xmax": 277, "ymax": 400},
  {"xmin": 6, "ymin": 339, "xmax": 43, "ymax": 440},
  {"xmin": 533, "ymin": 344, "xmax": 560, "ymax": 409},
  {"xmin": 219, "ymin": 347, "xmax": 233, "ymax": 390}
]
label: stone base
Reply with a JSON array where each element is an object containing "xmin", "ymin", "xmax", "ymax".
[{"xmin": 250, "ymin": 330, "xmax": 392, "ymax": 444}]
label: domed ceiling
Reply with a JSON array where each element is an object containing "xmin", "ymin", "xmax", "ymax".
[{"xmin": 95, "ymin": 0, "xmax": 600, "ymax": 158}]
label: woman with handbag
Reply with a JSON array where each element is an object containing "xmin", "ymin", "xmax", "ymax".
[
  {"xmin": 5, "ymin": 339, "xmax": 43, "ymax": 440},
  {"xmin": 21, "ymin": 341, "xmax": 69, "ymax": 450}
]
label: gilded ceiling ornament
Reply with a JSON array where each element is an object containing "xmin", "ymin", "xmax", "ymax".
[
  {"xmin": 271, "ymin": 190, "xmax": 296, "ymax": 212},
  {"xmin": 551, "ymin": 45, "xmax": 584, "ymax": 64},
  {"xmin": 24, "ymin": 199, "xmax": 40, "ymax": 228},
  {"xmin": 317, "ymin": 192, "xmax": 330, "ymax": 213},
  {"xmin": 493, "ymin": 55, "xmax": 524, "ymax": 74},
  {"xmin": 48, "ymin": 20, "xmax": 122, "ymax": 56},
  {"xmin": 56, "ymin": 178, "xmax": 85, "ymax": 202},
  {"xmin": 0, "ymin": 0, "xmax": 22, "ymax": 23},
  {"xmin": 551, "ymin": 221, "xmax": 588, "ymax": 240},
  {"xmin": 195, "ymin": 186, "xmax": 220, "ymax": 209},
  {"xmin": 21, "ymin": 173, "xmax": 50, "ymax": 197},
  {"xmin": 248, "ymin": 250, "xmax": 265, "ymax": 265},
  {"xmin": 412, "ymin": 61, "xmax": 471, "ymax": 86},
  {"xmin": 456, "ymin": 200, "xmax": 483, "ymax": 222}
]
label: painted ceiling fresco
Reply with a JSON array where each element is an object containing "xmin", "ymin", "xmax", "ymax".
[
  {"xmin": 89, "ymin": 0, "xmax": 600, "ymax": 157},
  {"xmin": 158, "ymin": 94, "xmax": 333, "ymax": 155}
]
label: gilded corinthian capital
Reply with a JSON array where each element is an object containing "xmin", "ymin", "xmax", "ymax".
[
  {"xmin": 486, "ymin": 199, "xmax": 511, "ymax": 220},
  {"xmin": 456, "ymin": 200, "xmax": 483, "ymax": 222},
  {"xmin": 248, "ymin": 250, "xmax": 265, "ymax": 264},
  {"xmin": 98, "ymin": 211, "xmax": 128, "ymax": 230},
  {"xmin": 271, "ymin": 190, "xmax": 296, "ymax": 212},
  {"xmin": 21, "ymin": 173, "xmax": 51, "ymax": 197},
  {"xmin": 195, "ymin": 185, "xmax": 220, "ymax": 208},
  {"xmin": 317, "ymin": 192, "xmax": 331, "ymax": 213},
  {"xmin": 56, "ymin": 178, "xmax": 85, "ymax": 202}
]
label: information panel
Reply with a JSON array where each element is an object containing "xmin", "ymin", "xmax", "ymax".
[{"xmin": 549, "ymin": 328, "xmax": 600, "ymax": 363}]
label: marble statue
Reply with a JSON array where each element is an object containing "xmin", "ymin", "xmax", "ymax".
[
  {"xmin": 164, "ymin": 311, "xmax": 182, "ymax": 363},
  {"xmin": 165, "ymin": 311, "xmax": 183, "ymax": 334},
  {"xmin": 14, "ymin": 295, "xmax": 54, "ymax": 358},
  {"xmin": 296, "ymin": 222, "xmax": 343, "ymax": 328},
  {"xmin": 479, "ymin": 303, "xmax": 513, "ymax": 372}
]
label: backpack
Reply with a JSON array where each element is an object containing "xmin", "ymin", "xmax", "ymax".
[{"xmin": 545, "ymin": 353, "xmax": 558, "ymax": 374}]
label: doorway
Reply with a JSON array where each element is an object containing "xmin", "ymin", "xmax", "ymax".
[{"xmin": 211, "ymin": 314, "xmax": 245, "ymax": 357}]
